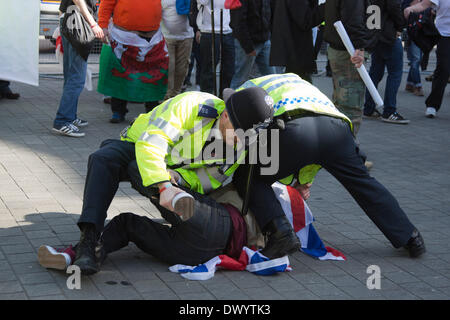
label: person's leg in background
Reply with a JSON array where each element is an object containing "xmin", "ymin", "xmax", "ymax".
[
  {"xmin": 53, "ymin": 30, "xmax": 87, "ymax": 136},
  {"xmin": 199, "ymin": 33, "xmax": 220, "ymax": 94},
  {"xmin": 219, "ymin": 33, "xmax": 236, "ymax": 95},
  {"xmin": 381, "ymin": 38, "xmax": 409, "ymax": 124},
  {"xmin": 110, "ymin": 97, "xmax": 128, "ymax": 123},
  {"xmin": 254, "ymin": 39, "xmax": 276, "ymax": 78},
  {"xmin": 230, "ymin": 38, "xmax": 256, "ymax": 89},
  {"xmin": 184, "ymin": 38, "xmax": 200, "ymax": 88},
  {"xmin": 0, "ymin": 80, "xmax": 20, "ymax": 99},
  {"xmin": 363, "ymin": 44, "xmax": 387, "ymax": 118},
  {"xmin": 193, "ymin": 39, "xmax": 202, "ymax": 87},
  {"xmin": 406, "ymin": 40, "xmax": 424, "ymax": 96},
  {"xmin": 164, "ymin": 38, "xmax": 178, "ymax": 100},
  {"xmin": 174, "ymin": 38, "xmax": 194, "ymax": 95},
  {"xmin": 425, "ymin": 36, "xmax": 450, "ymax": 118},
  {"xmin": 328, "ymin": 46, "xmax": 365, "ymax": 134}
]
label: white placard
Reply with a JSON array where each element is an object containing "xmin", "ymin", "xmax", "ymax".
[{"xmin": 0, "ymin": 0, "xmax": 40, "ymax": 86}]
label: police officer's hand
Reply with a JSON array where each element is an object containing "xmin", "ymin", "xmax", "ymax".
[{"xmin": 158, "ymin": 183, "xmax": 184, "ymax": 212}]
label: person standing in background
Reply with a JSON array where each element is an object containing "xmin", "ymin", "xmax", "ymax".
[
  {"xmin": 324, "ymin": 0, "xmax": 369, "ymax": 135},
  {"xmin": 269, "ymin": 0, "xmax": 325, "ymax": 83},
  {"xmin": 229, "ymin": 0, "xmax": 274, "ymax": 89},
  {"xmin": 52, "ymin": 0, "xmax": 104, "ymax": 137},
  {"xmin": 97, "ymin": 0, "xmax": 168, "ymax": 123},
  {"xmin": 196, "ymin": 0, "xmax": 235, "ymax": 95},
  {"xmin": 403, "ymin": 0, "xmax": 424, "ymax": 96},
  {"xmin": 363, "ymin": 0, "xmax": 410, "ymax": 124},
  {"xmin": 161, "ymin": 0, "xmax": 195, "ymax": 99},
  {"xmin": 405, "ymin": 0, "xmax": 450, "ymax": 118}
]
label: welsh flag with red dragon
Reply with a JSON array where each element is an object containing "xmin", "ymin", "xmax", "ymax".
[{"xmin": 97, "ymin": 28, "xmax": 168, "ymax": 103}]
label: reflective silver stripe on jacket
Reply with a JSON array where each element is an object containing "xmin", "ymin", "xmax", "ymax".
[
  {"xmin": 139, "ymin": 132, "xmax": 170, "ymax": 153},
  {"xmin": 151, "ymin": 118, "xmax": 181, "ymax": 141}
]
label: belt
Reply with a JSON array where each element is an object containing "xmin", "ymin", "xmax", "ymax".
[{"xmin": 275, "ymin": 110, "xmax": 316, "ymax": 123}]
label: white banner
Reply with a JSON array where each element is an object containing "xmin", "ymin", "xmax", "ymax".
[{"xmin": 0, "ymin": 0, "xmax": 40, "ymax": 86}]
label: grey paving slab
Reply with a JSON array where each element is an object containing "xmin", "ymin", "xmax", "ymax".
[{"xmin": 0, "ymin": 60, "xmax": 449, "ymax": 300}]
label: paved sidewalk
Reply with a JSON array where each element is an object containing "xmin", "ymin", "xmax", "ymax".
[{"xmin": 0, "ymin": 65, "xmax": 449, "ymax": 300}]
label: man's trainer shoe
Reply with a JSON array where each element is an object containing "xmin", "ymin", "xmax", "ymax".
[
  {"xmin": 52, "ymin": 123, "xmax": 85, "ymax": 137},
  {"xmin": 38, "ymin": 245, "xmax": 75, "ymax": 270},
  {"xmin": 72, "ymin": 118, "xmax": 89, "ymax": 127},
  {"xmin": 381, "ymin": 112, "xmax": 410, "ymax": 124},
  {"xmin": 425, "ymin": 107, "xmax": 436, "ymax": 118}
]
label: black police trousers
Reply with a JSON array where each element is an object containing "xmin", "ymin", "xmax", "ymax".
[
  {"xmin": 78, "ymin": 139, "xmax": 231, "ymax": 266},
  {"xmin": 233, "ymin": 115, "xmax": 416, "ymax": 248}
]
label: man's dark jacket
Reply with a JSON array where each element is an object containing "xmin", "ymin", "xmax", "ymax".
[
  {"xmin": 269, "ymin": 0, "xmax": 324, "ymax": 75},
  {"xmin": 374, "ymin": 0, "xmax": 406, "ymax": 46},
  {"xmin": 229, "ymin": 0, "xmax": 272, "ymax": 54},
  {"xmin": 324, "ymin": 0, "xmax": 370, "ymax": 51}
]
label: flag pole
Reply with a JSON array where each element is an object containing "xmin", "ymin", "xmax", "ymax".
[
  {"xmin": 219, "ymin": 8, "xmax": 224, "ymax": 99},
  {"xmin": 210, "ymin": 0, "xmax": 217, "ymax": 96}
]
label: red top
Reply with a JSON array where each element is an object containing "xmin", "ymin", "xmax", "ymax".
[{"xmin": 98, "ymin": 0, "xmax": 162, "ymax": 32}]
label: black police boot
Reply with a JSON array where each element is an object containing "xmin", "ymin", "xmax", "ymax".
[
  {"xmin": 260, "ymin": 216, "xmax": 301, "ymax": 259},
  {"xmin": 404, "ymin": 229, "xmax": 426, "ymax": 258},
  {"xmin": 73, "ymin": 223, "xmax": 99, "ymax": 275}
]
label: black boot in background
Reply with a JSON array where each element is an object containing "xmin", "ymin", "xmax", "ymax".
[
  {"xmin": 260, "ymin": 216, "xmax": 301, "ymax": 259},
  {"xmin": 73, "ymin": 223, "xmax": 99, "ymax": 275}
]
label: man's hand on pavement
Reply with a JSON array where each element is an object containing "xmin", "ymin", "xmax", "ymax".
[{"xmin": 294, "ymin": 182, "xmax": 312, "ymax": 200}]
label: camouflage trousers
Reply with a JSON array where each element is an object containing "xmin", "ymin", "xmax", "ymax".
[{"xmin": 328, "ymin": 46, "xmax": 365, "ymax": 134}]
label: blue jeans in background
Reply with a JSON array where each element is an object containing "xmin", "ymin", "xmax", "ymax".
[
  {"xmin": 407, "ymin": 41, "xmax": 422, "ymax": 88},
  {"xmin": 230, "ymin": 39, "xmax": 275, "ymax": 89},
  {"xmin": 364, "ymin": 38, "xmax": 403, "ymax": 117},
  {"xmin": 54, "ymin": 25, "xmax": 88, "ymax": 128}
]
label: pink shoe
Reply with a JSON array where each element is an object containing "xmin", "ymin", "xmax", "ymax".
[{"xmin": 38, "ymin": 245, "xmax": 76, "ymax": 270}]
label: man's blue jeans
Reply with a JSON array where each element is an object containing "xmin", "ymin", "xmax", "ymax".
[
  {"xmin": 407, "ymin": 41, "xmax": 422, "ymax": 88},
  {"xmin": 54, "ymin": 23, "xmax": 87, "ymax": 127},
  {"xmin": 364, "ymin": 38, "xmax": 403, "ymax": 117},
  {"xmin": 230, "ymin": 39, "xmax": 275, "ymax": 89}
]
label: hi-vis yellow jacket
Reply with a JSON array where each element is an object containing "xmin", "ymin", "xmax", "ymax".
[
  {"xmin": 121, "ymin": 91, "xmax": 245, "ymax": 194},
  {"xmin": 237, "ymin": 73, "xmax": 353, "ymax": 185}
]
